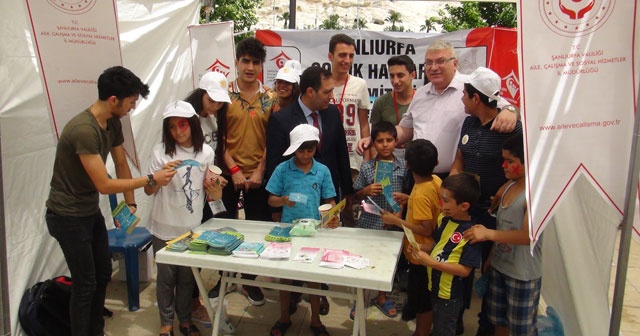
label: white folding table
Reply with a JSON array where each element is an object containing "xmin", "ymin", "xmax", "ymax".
[{"xmin": 156, "ymin": 219, "xmax": 404, "ymax": 336}]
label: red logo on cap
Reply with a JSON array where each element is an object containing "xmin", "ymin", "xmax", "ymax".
[
  {"xmin": 450, "ymin": 232, "xmax": 463, "ymax": 244},
  {"xmin": 206, "ymin": 59, "xmax": 230, "ymax": 77},
  {"xmin": 270, "ymin": 51, "xmax": 292, "ymax": 69}
]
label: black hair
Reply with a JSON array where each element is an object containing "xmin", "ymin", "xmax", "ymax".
[
  {"xmin": 296, "ymin": 140, "xmax": 318, "ymax": 152},
  {"xmin": 464, "ymin": 83, "xmax": 498, "ymax": 109},
  {"xmin": 97, "ymin": 66, "xmax": 149, "ymax": 100},
  {"xmin": 300, "ymin": 66, "xmax": 332, "ymax": 95},
  {"xmin": 329, "ymin": 33, "xmax": 356, "ymax": 53},
  {"xmin": 502, "ymin": 132, "xmax": 524, "ymax": 163},
  {"xmin": 162, "ymin": 115, "xmax": 204, "ymax": 157},
  {"xmin": 387, "ymin": 55, "xmax": 416, "ymax": 74},
  {"xmin": 371, "ymin": 121, "xmax": 397, "ymax": 140},
  {"xmin": 274, "ymin": 80, "xmax": 301, "ymax": 109},
  {"xmin": 183, "ymin": 89, "xmax": 229, "ymax": 163},
  {"xmin": 442, "ymin": 173, "xmax": 481, "ymax": 206},
  {"xmin": 404, "ymin": 139, "xmax": 437, "ymax": 177},
  {"xmin": 235, "ymin": 37, "xmax": 266, "ymax": 63}
]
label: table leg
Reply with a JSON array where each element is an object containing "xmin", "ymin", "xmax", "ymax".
[
  {"xmin": 352, "ymin": 288, "xmax": 366, "ymax": 336},
  {"xmin": 191, "ymin": 267, "xmax": 213, "ymax": 322},
  {"xmin": 211, "ymin": 271, "xmax": 230, "ymax": 336}
]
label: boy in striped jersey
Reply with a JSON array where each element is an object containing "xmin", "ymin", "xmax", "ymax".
[{"xmin": 408, "ymin": 173, "xmax": 482, "ymax": 336}]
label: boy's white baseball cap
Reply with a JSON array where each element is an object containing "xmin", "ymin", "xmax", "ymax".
[
  {"xmin": 465, "ymin": 67, "xmax": 501, "ymax": 102},
  {"xmin": 283, "ymin": 124, "xmax": 320, "ymax": 156},
  {"xmin": 199, "ymin": 71, "xmax": 231, "ymax": 103},
  {"xmin": 163, "ymin": 101, "xmax": 197, "ymax": 119}
]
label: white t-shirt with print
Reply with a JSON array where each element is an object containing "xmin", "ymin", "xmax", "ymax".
[{"xmin": 332, "ymin": 75, "xmax": 370, "ymax": 171}]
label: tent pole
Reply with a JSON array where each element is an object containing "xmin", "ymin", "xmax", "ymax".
[
  {"xmin": 609, "ymin": 78, "xmax": 640, "ymax": 335},
  {"xmin": 0, "ymin": 127, "xmax": 10, "ymax": 335}
]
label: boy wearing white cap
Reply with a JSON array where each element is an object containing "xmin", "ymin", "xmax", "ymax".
[
  {"xmin": 450, "ymin": 66, "xmax": 522, "ymax": 336},
  {"xmin": 145, "ymin": 101, "xmax": 222, "ymax": 336},
  {"xmin": 265, "ymin": 123, "xmax": 337, "ymax": 336}
]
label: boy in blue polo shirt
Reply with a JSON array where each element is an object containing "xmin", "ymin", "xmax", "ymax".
[
  {"xmin": 266, "ymin": 123, "xmax": 337, "ymax": 336},
  {"xmin": 409, "ymin": 173, "xmax": 482, "ymax": 336}
]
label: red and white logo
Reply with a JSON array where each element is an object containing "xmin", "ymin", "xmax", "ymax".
[
  {"xmin": 47, "ymin": 0, "xmax": 96, "ymax": 14},
  {"xmin": 450, "ymin": 232, "xmax": 463, "ymax": 244},
  {"xmin": 539, "ymin": 0, "xmax": 615, "ymax": 37},
  {"xmin": 270, "ymin": 51, "xmax": 292, "ymax": 69},
  {"xmin": 502, "ymin": 70, "xmax": 520, "ymax": 101},
  {"xmin": 206, "ymin": 59, "xmax": 231, "ymax": 78}
]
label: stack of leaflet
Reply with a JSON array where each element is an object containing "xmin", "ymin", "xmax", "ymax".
[
  {"xmin": 189, "ymin": 230, "xmax": 244, "ymax": 255},
  {"xmin": 166, "ymin": 231, "xmax": 194, "ymax": 252},
  {"xmin": 265, "ymin": 225, "xmax": 292, "ymax": 242},
  {"xmin": 232, "ymin": 242, "xmax": 265, "ymax": 258}
]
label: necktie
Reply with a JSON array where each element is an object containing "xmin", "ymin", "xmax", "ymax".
[{"xmin": 310, "ymin": 111, "xmax": 322, "ymax": 150}]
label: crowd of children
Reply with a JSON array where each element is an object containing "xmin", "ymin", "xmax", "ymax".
[{"xmin": 142, "ymin": 61, "xmax": 540, "ymax": 336}]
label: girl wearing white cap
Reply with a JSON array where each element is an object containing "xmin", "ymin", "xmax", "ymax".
[
  {"xmin": 274, "ymin": 60, "xmax": 302, "ymax": 110},
  {"xmin": 146, "ymin": 101, "xmax": 222, "ymax": 336},
  {"xmin": 185, "ymin": 71, "xmax": 232, "ymax": 185}
]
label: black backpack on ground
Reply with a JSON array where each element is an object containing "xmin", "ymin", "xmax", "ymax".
[
  {"xmin": 19, "ymin": 276, "xmax": 114, "ymax": 336},
  {"xmin": 18, "ymin": 276, "xmax": 73, "ymax": 336}
]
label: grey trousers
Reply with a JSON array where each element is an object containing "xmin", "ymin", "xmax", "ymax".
[{"xmin": 152, "ymin": 236, "xmax": 195, "ymax": 326}]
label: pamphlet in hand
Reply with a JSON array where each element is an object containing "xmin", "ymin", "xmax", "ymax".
[
  {"xmin": 321, "ymin": 198, "xmax": 346, "ymax": 227},
  {"xmin": 112, "ymin": 200, "xmax": 140, "ymax": 234},
  {"xmin": 288, "ymin": 192, "xmax": 308, "ymax": 204},
  {"xmin": 292, "ymin": 247, "xmax": 321, "ymax": 263},
  {"xmin": 401, "ymin": 224, "xmax": 420, "ymax": 249},
  {"xmin": 379, "ymin": 176, "xmax": 401, "ymax": 213}
]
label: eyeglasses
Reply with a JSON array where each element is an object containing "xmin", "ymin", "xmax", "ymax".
[{"xmin": 425, "ymin": 57, "xmax": 456, "ymax": 67}]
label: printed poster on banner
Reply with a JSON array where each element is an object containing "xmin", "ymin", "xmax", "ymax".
[
  {"xmin": 188, "ymin": 21, "xmax": 236, "ymax": 86},
  {"xmin": 519, "ymin": 0, "xmax": 637, "ymax": 245},
  {"xmin": 25, "ymin": 0, "xmax": 139, "ymax": 166},
  {"xmin": 256, "ymin": 28, "xmax": 519, "ymax": 106}
]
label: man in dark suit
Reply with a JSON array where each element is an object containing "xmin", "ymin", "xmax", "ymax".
[
  {"xmin": 266, "ymin": 66, "xmax": 353, "ymax": 318},
  {"xmin": 266, "ymin": 65, "xmax": 353, "ymax": 206}
]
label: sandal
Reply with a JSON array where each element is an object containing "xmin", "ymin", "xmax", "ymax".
[
  {"xmin": 319, "ymin": 296, "xmax": 330, "ymax": 316},
  {"xmin": 309, "ymin": 324, "xmax": 330, "ymax": 336},
  {"xmin": 374, "ymin": 299, "xmax": 398, "ymax": 318},
  {"xmin": 178, "ymin": 324, "xmax": 200, "ymax": 336},
  {"xmin": 270, "ymin": 320, "xmax": 292, "ymax": 336}
]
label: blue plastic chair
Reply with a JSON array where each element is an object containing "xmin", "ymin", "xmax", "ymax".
[{"xmin": 107, "ymin": 193, "xmax": 152, "ymax": 311}]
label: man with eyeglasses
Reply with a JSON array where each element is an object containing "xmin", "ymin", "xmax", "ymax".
[{"xmin": 357, "ymin": 39, "xmax": 517, "ymax": 336}]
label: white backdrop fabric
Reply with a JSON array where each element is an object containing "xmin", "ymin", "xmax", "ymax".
[{"xmin": 1, "ymin": 1, "xmax": 200, "ymax": 334}]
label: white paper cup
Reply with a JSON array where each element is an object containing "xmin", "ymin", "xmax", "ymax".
[
  {"xmin": 207, "ymin": 165, "xmax": 222, "ymax": 183},
  {"xmin": 318, "ymin": 204, "xmax": 332, "ymax": 216}
]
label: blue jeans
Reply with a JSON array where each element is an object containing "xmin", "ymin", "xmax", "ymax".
[{"xmin": 46, "ymin": 209, "xmax": 111, "ymax": 336}]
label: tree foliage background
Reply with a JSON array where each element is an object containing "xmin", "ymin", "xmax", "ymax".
[
  {"xmin": 431, "ymin": 2, "xmax": 516, "ymax": 32},
  {"xmin": 200, "ymin": 0, "xmax": 262, "ymax": 42}
]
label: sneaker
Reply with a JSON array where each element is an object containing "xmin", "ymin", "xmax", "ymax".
[
  {"xmin": 241, "ymin": 285, "xmax": 265, "ymax": 306},
  {"xmin": 208, "ymin": 283, "xmax": 237, "ymax": 299}
]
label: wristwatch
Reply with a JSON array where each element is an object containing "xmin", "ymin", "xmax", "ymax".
[
  {"xmin": 146, "ymin": 174, "xmax": 157, "ymax": 188},
  {"xmin": 503, "ymin": 105, "xmax": 517, "ymax": 113}
]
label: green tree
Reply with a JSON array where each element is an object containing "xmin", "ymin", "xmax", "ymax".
[
  {"xmin": 277, "ymin": 12, "xmax": 290, "ymax": 29},
  {"xmin": 319, "ymin": 14, "xmax": 343, "ymax": 30},
  {"xmin": 385, "ymin": 10, "xmax": 403, "ymax": 32},
  {"xmin": 430, "ymin": 2, "xmax": 516, "ymax": 33},
  {"xmin": 352, "ymin": 18, "xmax": 368, "ymax": 30},
  {"xmin": 420, "ymin": 18, "xmax": 436, "ymax": 33},
  {"xmin": 200, "ymin": 0, "xmax": 262, "ymax": 42}
]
